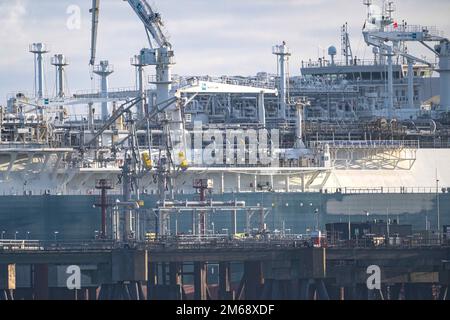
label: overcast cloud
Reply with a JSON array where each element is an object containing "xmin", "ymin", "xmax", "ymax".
[{"xmin": 0, "ymin": 0, "xmax": 449, "ymax": 102}]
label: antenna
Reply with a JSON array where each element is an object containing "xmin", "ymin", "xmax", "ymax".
[
  {"xmin": 341, "ymin": 23, "xmax": 353, "ymax": 66},
  {"xmin": 385, "ymin": 1, "xmax": 396, "ymax": 19},
  {"xmin": 363, "ymin": 0, "xmax": 373, "ymax": 18}
]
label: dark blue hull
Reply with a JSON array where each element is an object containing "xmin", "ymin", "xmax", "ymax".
[{"xmin": 0, "ymin": 192, "xmax": 448, "ymax": 240}]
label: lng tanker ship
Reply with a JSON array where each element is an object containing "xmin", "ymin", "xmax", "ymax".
[{"xmin": 0, "ymin": 0, "xmax": 450, "ymax": 241}]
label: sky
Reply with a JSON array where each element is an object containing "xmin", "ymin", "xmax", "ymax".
[{"xmin": 0, "ymin": 0, "xmax": 449, "ymax": 103}]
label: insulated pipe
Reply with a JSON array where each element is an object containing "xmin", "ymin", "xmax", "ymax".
[{"xmin": 295, "ymin": 103, "xmax": 305, "ymax": 149}]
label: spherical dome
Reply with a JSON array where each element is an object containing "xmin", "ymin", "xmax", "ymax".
[{"xmin": 328, "ymin": 46, "xmax": 337, "ymax": 56}]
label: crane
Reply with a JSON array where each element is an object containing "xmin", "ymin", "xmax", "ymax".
[
  {"xmin": 126, "ymin": 0, "xmax": 171, "ymax": 49},
  {"xmin": 362, "ymin": 0, "xmax": 450, "ymax": 116},
  {"xmin": 89, "ymin": 0, "xmax": 179, "ymax": 126},
  {"xmin": 89, "ymin": 0, "xmax": 171, "ymax": 65},
  {"xmin": 89, "ymin": 0, "xmax": 100, "ymax": 66},
  {"xmin": 88, "ymin": 0, "xmax": 185, "ymax": 242}
]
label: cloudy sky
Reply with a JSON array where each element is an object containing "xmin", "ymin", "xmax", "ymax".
[{"xmin": 0, "ymin": 0, "xmax": 449, "ymax": 103}]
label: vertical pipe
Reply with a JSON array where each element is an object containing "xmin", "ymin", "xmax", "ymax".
[
  {"xmin": 122, "ymin": 158, "xmax": 133, "ymax": 240},
  {"xmin": 245, "ymin": 210, "xmax": 250, "ymax": 234},
  {"xmin": 58, "ymin": 65, "xmax": 64, "ymax": 98},
  {"xmin": 258, "ymin": 92, "xmax": 266, "ymax": 126},
  {"xmin": 407, "ymin": 59, "xmax": 414, "ymax": 109},
  {"xmin": 88, "ymin": 103, "xmax": 94, "ymax": 131},
  {"xmin": 232, "ymin": 210, "xmax": 237, "ymax": 235},
  {"xmin": 192, "ymin": 210, "xmax": 196, "ymax": 235},
  {"xmin": 279, "ymin": 52, "xmax": 287, "ymax": 118},
  {"xmin": 259, "ymin": 207, "xmax": 265, "ymax": 232},
  {"xmin": 295, "ymin": 104, "xmax": 304, "ymax": 148},
  {"xmin": 387, "ymin": 46, "xmax": 394, "ymax": 119},
  {"xmin": 101, "ymin": 75, "xmax": 109, "ymax": 120},
  {"xmin": 199, "ymin": 185, "xmax": 206, "ymax": 235},
  {"xmin": 33, "ymin": 53, "xmax": 37, "ymax": 97},
  {"xmin": 94, "ymin": 61, "xmax": 113, "ymax": 120},
  {"xmin": 273, "ymin": 43, "xmax": 290, "ymax": 119},
  {"xmin": 137, "ymin": 65, "xmax": 145, "ymax": 119},
  {"xmin": 101, "ymin": 187, "xmax": 106, "ymax": 238},
  {"xmin": 37, "ymin": 52, "xmax": 44, "ymax": 99}
]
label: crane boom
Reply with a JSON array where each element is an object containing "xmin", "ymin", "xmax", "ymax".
[
  {"xmin": 89, "ymin": 0, "xmax": 100, "ymax": 66},
  {"xmin": 89, "ymin": 0, "xmax": 172, "ymax": 65},
  {"xmin": 125, "ymin": 0, "xmax": 171, "ymax": 49}
]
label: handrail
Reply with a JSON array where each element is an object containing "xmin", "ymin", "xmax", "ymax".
[{"xmin": 309, "ymin": 140, "xmax": 420, "ymax": 149}]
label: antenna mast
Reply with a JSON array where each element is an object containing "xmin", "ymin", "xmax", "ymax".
[
  {"xmin": 385, "ymin": 1, "xmax": 396, "ymax": 20},
  {"xmin": 341, "ymin": 23, "xmax": 353, "ymax": 66},
  {"xmin": 363, "ymin": 0, "xmax": 373, "ymax": 18}
]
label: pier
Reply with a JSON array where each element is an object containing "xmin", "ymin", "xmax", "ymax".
[{"xmin": 1, "ymin": 239, "xmax": 449, "ymax": 300}]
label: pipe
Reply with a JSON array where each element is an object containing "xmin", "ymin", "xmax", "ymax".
[
  {"xmin": 407, "ymin": 59, "xmax": 414, "ymax": 109},
  {"xmin": 258, "ymin": 92, "xmax": 266, "ymax": 126},
  {"xmin": 158, "ymin": 201, "xmax": 246, "ymax": 208},
  {"xmin": 137, "ymin": 64, "xmax": 145, "ymax": 119},
  {"xmin": 93, "ymin": 60, "xmax": 114, "ymax": 120},
  {"xmin": 295, "ymin": 103, "xmax": 305, "ymax": 148},
  {"xmin": 37, "ymin": 52, "xmax": 44, "ymax": 99},
  {"xmin": 386, "ymin": 46, "xmax": 394, "ymax": 119},
  {"xmin": 30, "ymin": 43, "xmax": 49, "ymax": 99}
]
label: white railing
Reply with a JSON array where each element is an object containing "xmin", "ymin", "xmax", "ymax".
[
  {"xmin": 384, "ymin": 24, "xmax": 444, "ymax": 37},
  {"xmin": 309, "ymin": 140, "xmax": 420, "ymax": 149},
  {"xmin": 302, "ymin": 59, "xmax": 385, "ymax": 68},
  {"xmin": 319, "ymin": 186, "xmax": 448, "ymax": 195},
  {"xmin": 0, "ymin": 240, "xmax": 42, "ymax": 250},
  {"xmin": 183, "ymin": 76, "xmax": 276, "ymax": 90},
  {"xmin": 73, "ymin": 86, "xmax": 137, "ymax": 97}
]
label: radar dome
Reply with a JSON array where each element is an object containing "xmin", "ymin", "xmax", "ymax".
[{"xmin": 328, "ymin": 46, "xmax": 337, "ymax": 57}]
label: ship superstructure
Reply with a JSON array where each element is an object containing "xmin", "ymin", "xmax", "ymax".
[{"xmin": 0, "ymin": 0, "xmax": 450, "ymax": 241}]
